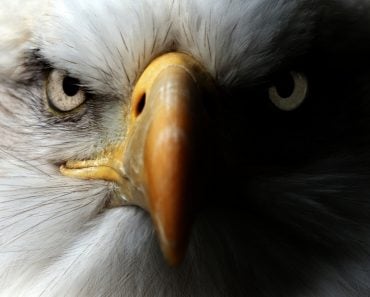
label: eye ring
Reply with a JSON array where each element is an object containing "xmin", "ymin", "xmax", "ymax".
[
  {"xmin": 269, "ymin": 71, "xmax": 308, "ymax": 111},
  {"xmin": 46, "ymin": 70, "xmax": 86, "ymax": 112}
]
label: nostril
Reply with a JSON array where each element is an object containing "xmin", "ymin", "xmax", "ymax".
[{"xmin": 135, "ymin": 93, "xmax": 146, "ymax": 117}]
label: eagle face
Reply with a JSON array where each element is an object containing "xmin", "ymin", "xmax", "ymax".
[{"xmin": 1, "ymin": 0, "xmax": 370, "ymax": 296}]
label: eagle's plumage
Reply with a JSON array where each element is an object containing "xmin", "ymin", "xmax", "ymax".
[{"xmin": 1, "ymin": 0, "xmax": 370, "ymax": 296}]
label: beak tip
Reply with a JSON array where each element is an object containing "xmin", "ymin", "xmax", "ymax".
[
  {"xmin": 154, "ymin": 216, "xmax": 189, "ymax": 266},
  {"xmin": 160, "ymin": 240, "xmax": 187, "ymax": 267}
]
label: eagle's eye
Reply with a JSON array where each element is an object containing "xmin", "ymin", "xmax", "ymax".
[
  {"xmin": 46, "ymin": 69, "xmax": 86, "ymax": 112},
  {"xmin": 268, "ymin": 71, "xmax": 308, "ymax": 111}
]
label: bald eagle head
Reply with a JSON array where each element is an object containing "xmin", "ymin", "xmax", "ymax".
[{"xmin": 1, "ymin": 0, "xmax": 370, "ymax": 296}]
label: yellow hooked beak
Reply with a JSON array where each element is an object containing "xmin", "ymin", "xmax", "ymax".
[{"xmin": 60, "ymin": 53, "xmax": 214, "ymax": 266}]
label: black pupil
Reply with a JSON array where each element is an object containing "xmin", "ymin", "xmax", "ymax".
[
  {"xmin": 63, "ymin": 76, "xmax": 80, "ymax": 96},
  {"xmin": 273, "ymin": 72, "xmax": 295, "ymax": 98}
]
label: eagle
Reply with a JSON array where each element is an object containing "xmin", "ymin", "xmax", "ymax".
[{"xmin": 1, "ymin": 0, "xmax": 370, "ymax": 296}]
